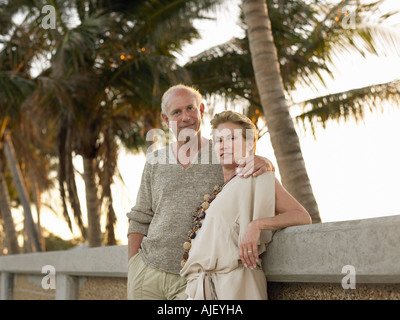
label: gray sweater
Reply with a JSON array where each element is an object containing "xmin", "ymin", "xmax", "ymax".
[{"xmin": 127, "ymin": 141, "xmax": 224, "ymax": 274}]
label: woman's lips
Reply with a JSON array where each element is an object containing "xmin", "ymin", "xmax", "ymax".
[{"xmin": 220, "ymin": 152, "xmax": 232, "ymax": 158}]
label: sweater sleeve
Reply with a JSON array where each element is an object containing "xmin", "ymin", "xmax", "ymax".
[{"xmin": 126, "ymin": 161, "xmax": 153, "ymax": 236}]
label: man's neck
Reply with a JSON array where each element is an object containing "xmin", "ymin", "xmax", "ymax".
[{"xmin": 173, "ymin": 134, "xmax": 208, "ymax": 167}]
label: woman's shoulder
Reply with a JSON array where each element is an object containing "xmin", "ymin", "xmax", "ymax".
[
  {"xmin": 249, "ymin": 171, "xmax": 275, "ymax": 183},
  {"xmin": 233, "ymin": 171, "xmax": 274, "ymax": 189}
]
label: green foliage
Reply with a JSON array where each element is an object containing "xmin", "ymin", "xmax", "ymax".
[
  {"xmin": 186, "ymin": 0, "xmax": 400, "ymax": 129},
  {"xmin": 296, "ymin": 79, "xmax": 400, "ymax": 135},
  {"xmin": 42, "ymin": 230, "xmax": 84, "ymax": 251},
  {"xmin": 0, "ymin": 0, "xmax": 226, "ymax": 246}
]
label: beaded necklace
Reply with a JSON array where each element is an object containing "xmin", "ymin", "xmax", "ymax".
[{"xmin": 181, "ymin": 174, "xmax": 237, "ymax": 268}]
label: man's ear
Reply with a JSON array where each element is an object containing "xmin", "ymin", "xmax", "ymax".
[
  {"xmin": 161, "ymin": 113, "xmax": 169, "ymax": 127},
  {"xmin": 199, "ymin": 103, "xmax": 205, "ymax": 118}
]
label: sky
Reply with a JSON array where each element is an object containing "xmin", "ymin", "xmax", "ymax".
[{"xmin": 33, "ymin": 0, "xmax": 400, "ymax": 244}]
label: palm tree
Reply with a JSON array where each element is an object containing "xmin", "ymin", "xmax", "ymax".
[
  {"xmin": 3, "ymin": 130, "xmax": 44, "ymax": 251},
  {"xmin": 30, "ymin": 8, "xmax": 127, "ymax": 246},
  {"xmin": 241, "ymin": 0, "xmax": 320, "ymax": 222},
  {"xmin": 23, "ymin": 0, "xmax": 226, "ymax": 246},
  {"xmin": 0, "ymin": 18, "xmax": 43, "ymax": 250},
  {"xmin": 0, "ymin": 73, "xmax": 43, "ymax": 252},
  {"xmin": 0, "ymin": 153, "xmax": 20, "ymax": 254},
  {"xmin": 186, "ymin": 0, "xmax": 400, "ymax": 223},
  {"xmin": 0, "ymin": 2, "xmax": 60, "ymax": 252}
]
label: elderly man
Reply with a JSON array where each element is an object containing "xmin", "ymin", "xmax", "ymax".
[{"xmin": 127, "ymin": 84, "xmax": 274, "ymax": 300}]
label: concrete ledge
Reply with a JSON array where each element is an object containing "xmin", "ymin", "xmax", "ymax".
[
  {"xmin": 262, "ymin": 215, "xmax": 400, "ymax": 283},
  {"xmin": 1, "ymin": 215, "xmax": 399, "ymax": 299},
  {"xmin": 0, "ymin": 245, "xmax": 128, "ymax": 277}
]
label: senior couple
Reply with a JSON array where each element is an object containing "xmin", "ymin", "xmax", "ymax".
[{"xmin": 126, "ymin": 84, "xmax": 311, "ymax": 300}]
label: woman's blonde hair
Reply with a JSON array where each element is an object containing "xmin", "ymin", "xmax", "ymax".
[{"xmin": 210, "ymin": 111, "xmax": 258, "ymax": 153}]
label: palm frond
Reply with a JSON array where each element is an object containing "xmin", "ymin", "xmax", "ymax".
[
  {"xmin": 295, "ymin": 79, "xmax": 400, "ymax": 135},
  {"xmin": 291, "ymin": 0, "xmax": 400, "ymax": 93},
  {"xmin": 51, "ymin": 10, "xmax": 111, "ymax": 77},
  {"xmin": 116, "ymin": 0, "xmax": 224, "ymax": 58},
  {"xmin": 0, "ymin": 71, "xmax": 34, "ymax": 113}
]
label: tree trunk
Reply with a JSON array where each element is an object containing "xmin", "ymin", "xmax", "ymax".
[
  {"xmin": 30, "ymin": 171, "xmax": 45, "ymax": 251},
  {"xmin": 82, "ymin": 156, "xmax": 102, "ymax": 247},
  {"xmin": 3, "ymin": 132, "xmax": 43, "ymax": 250},
  {"xmin": 242, "ymin": 0, "xmax": 321, "ymax": 223},
  {"xmin": 0, "ymin": 160, "xmax": 20, "ymax": 254}
]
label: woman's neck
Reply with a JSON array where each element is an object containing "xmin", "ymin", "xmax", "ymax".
[{"xmin": 222, "ymin": 166, "xmax": 237, "ymax": 184}]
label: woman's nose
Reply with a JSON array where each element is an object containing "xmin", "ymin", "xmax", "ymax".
[{"xmin": 220, "ymin": 139, "xmax": 231, "ymax": 150}]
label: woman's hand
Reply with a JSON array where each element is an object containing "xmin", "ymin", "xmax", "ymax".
[{"xmin": 239, "ymin": 220, "xmax": 261, "ymax": 269}]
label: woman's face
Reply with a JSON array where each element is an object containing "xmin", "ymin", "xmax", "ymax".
[{"xmin": 213, "ymin": 122, "xmax": 254, "ymax": 167}]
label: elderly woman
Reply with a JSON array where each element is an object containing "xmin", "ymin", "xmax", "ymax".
[{"xmin": 180, "ymin": 111, "xmax": 311, "ymax": 300}]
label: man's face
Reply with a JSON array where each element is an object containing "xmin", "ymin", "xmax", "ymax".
[{"xmin": 162, "ymin": 89, "xmax": 204, "ymax": 141}]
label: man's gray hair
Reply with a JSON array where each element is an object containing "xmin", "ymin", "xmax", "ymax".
[{"xmin": 161, "ymin": 84, "xmax": 203, "ymax": 116}]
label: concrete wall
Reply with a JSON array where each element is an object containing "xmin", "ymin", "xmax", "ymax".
[
  {"xmin": 1, "ymin": 215, "xmax": 399, "ymax": 300},
  {"xmin": 0, "ymin": 245, "xmax": 128, "ymax": 300}
]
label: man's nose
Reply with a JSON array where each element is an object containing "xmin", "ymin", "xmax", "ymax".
[{"xmin": 182, "ymin": 109, "xmax": 191, "ymax": 121}]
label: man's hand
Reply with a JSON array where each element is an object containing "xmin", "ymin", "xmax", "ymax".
[
  {"xmin": 236, "ymin": 155, "xmax": 275, "ymax": 178},
  {"xmin": 128, "ymin": 233, "xmax": 145, "ymax": 261}
]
